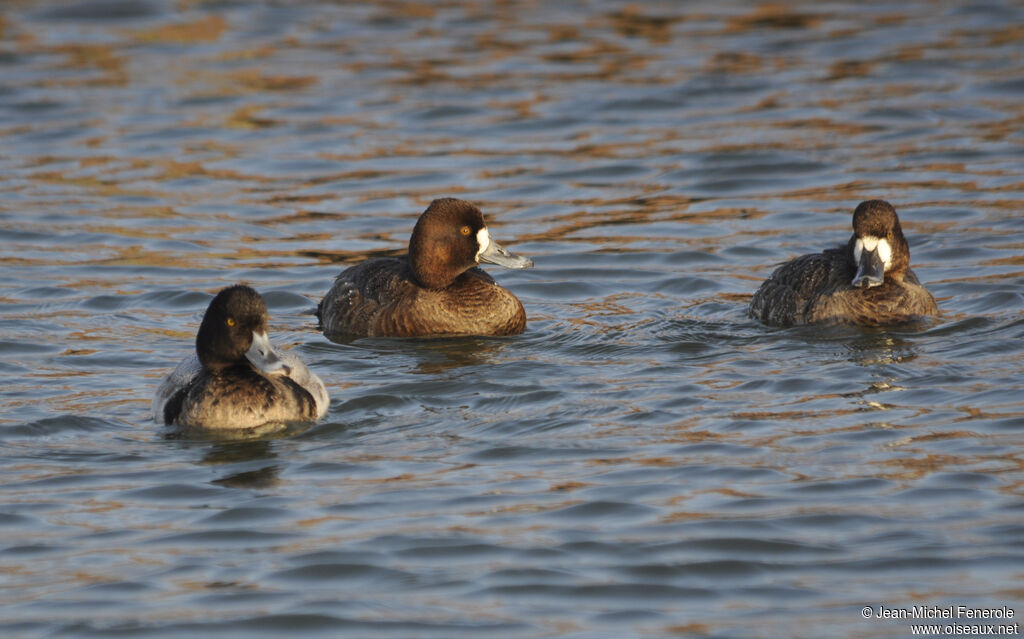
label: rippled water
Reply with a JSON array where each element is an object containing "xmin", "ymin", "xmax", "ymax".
[{"xmin": 2, "ymin": 1, "xmax": 1023, "ymax": 637}]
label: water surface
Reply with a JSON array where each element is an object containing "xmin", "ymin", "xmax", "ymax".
[{"xmin": 1, "ymin": 1, "xmax": 1023, "ymax": 637}]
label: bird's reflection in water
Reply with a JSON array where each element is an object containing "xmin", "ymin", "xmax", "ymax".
[
  {"xmin": 200, "ymin": 439, "xmax": 276, "ymax": 465},
  {"xmin": 211, "ymin": 464, "xmax": 281, "ymax": 489},
  {"xmin": 165, "ymin": 425, "xmax": 313, "ymax": 489},
  {"xmin": 844, "ymin": 331, "xmax": 918, "ymax": 367},
  {"xmin": 333, "ymin": 334, "xmax": 511, "ymax": 377},
  {"xmin": 202, "ymin": 440, "xmax": 281, "ymax": 489},
  {"xmin": 409, "ymin": 337, "xmax": 510, "ymax": 376},
  {"xmin": 785, "ymin": 323, "xmax": 923, "ymax": 367},
  {"xmin": 838, "ymin": 331, "xmax": 924, "ymax": 419}
]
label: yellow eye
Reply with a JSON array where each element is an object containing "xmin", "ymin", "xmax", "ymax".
[
  {"xmin": 460, "ymin": 226, "xmax": 472, "ymax": 236},
  {"xmin": 226, "ymin": 317, "xmax": 235, "ymax": 327}
]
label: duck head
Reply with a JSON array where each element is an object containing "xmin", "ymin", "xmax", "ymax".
[{"xmin": 408, "ymin": 198, "xmax": 533, "ymax": 289}]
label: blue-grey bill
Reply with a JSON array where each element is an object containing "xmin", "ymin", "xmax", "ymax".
[
  {"xmin": 245, "ymin": 331, "xmax": 291, "ymax": 375},
  {"xmin": 479, "ymin": 239, "xmax": 533, "ymax": 269},
  {"xmin": 852, "ymin": 246, "xmax": 884, "ymax": 288}
]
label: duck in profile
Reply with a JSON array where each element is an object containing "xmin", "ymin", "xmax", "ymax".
[
  {"xmin": 318, "ymin": 198, "xmax": 533, "ymax": 338},
  {"xmin": 154, "ymin": 285, "xmax": 329, "ymax": 430},
  {"xmin": 748, "ymin": 200, "xmax": 938, "ymax": 326}
]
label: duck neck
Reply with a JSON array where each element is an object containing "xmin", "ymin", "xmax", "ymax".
[{"xmin": 408, "ymin": 238, "xmax": 464, "ymax": 289}]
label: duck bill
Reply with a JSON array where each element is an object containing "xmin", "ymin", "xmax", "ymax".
[
  {"xmin": 245, "ymin": 331, "xmax": 291, "ymax": 376},
  {"xmin": 852, "ymin": 246, "xmax": 885, "ymax": 288},
  {"xmin": 478, "ymin": 238, "xmax": 534, "ymax": 269}
]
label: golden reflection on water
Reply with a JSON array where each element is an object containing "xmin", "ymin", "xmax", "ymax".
[
  {"xmin": 132, "ymin": 14, "xmax": 227, "ymax": 45},
  {"xmin": 5, "ymin": 0, "xmax": 1020, "ymax": 276}
]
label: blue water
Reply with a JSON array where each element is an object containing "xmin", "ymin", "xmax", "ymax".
[{"xmin": 1, "ymin": 1, "xmax": 1023, "ymax": 637}]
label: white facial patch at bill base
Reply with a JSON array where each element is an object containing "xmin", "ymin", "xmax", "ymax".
[
  {"xmin": 853, "ymin": 236, "xmax": 893, "ymax": 270},
  {"xmin": 475, "ymin": 227, "xmax": 491, "ymax": 262}
]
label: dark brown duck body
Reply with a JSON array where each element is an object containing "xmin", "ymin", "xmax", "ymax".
[
  {"xmin": 318, "ymin": 198, "xmax": 532, "ymax": 338},
  {"xmin": 748, "ymin": 200, "xmax": 938, "ymax": 327}
]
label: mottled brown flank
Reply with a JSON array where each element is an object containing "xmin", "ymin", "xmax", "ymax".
[
  {"xmin": 318, "ymin": 259, "xmax": 526, "ymax": 338},
  {"xmin": 749, "ymin": 201, "xmax": 938, "ymax": 326},
  {"xmin": 165, "ymin": 364, "xmax": 318, "ymax": 430}
]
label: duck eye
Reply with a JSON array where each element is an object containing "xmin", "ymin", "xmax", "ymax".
[
  {"xmin": 460, "ymin": 226, "xmax": 472, "ymax": 236},
  {"xmin": 226, "ymin": 317, "xmax": 236, "ymax": 327}
]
